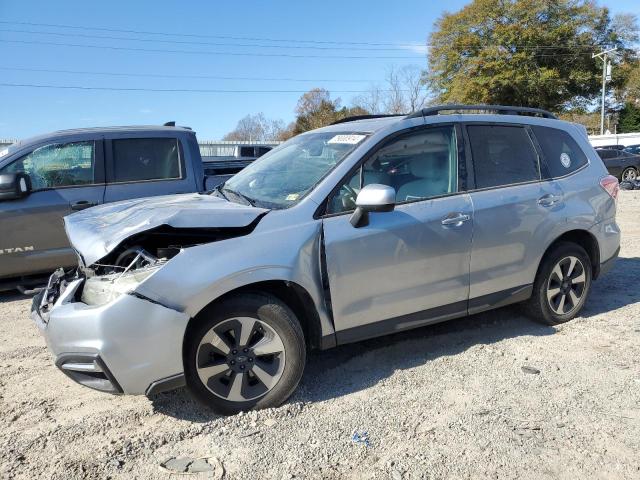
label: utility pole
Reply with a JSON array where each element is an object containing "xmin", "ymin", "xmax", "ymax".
[{"xmin": 592, "ymin": 47, "xmax": 617, "ymax": 135}]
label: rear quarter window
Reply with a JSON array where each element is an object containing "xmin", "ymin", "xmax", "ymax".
[
  {"xmin": 467, "ymin": 125, "xmax": 540, "ymax": 189},
  {"xmin": 532, "ymin": 126, "xmax": 588, "ymax": 178}
]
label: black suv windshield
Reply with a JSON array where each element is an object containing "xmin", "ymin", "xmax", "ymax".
[{"xmin": 221, "ymin": 131, "xmax": 367, "ymax": 208}]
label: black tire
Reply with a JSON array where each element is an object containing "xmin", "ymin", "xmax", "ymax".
[
  {"xmin": 185, "ymin": 293, "xmax": 306, "ymax": 415},
  {"xmin": 523, "ymin": 242, "xmax": 592, "ymax": 325}
]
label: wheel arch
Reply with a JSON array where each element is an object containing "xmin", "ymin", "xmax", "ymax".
[
  {"xmin": 184, "ymin": 279, "xmax": 330, "ymax": 358},
  {"xmin": 538, "ymin": 229, "xmax": 601, "ymax": 280}
]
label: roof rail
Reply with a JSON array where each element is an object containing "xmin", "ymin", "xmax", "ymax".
[
  {"xmin": 405, "ymin": 104, "xmax": 558, "ymax": 120},
  {"xmin": 330, "ymin": 114, "xmax": 405, "ymax": 125}
]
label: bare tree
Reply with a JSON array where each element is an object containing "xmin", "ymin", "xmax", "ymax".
[
  {"xmin": 352, "ymin": 65, "xmax": 430, "ymax": 115},
  {"xmin": 400, "ymin": 65, "xmax": 429, "ymax": 112},
  {"xmin": 352, "ymin": 86, "xmax": 384, "ymax": 114},
  {"xmin": 383, "ymin": 67, "xmax": 407, "ymax": 114},
  {"xmin": 223, "ymin": 113, "xmax": 285, "ymax": 141}
]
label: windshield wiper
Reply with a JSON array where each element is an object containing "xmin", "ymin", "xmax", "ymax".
[
  {"xmin": 212, "ymin": 183, "xmax": 229, "ymax": 200},
  {"xmin": 222, "ymin": 187, "xmax": 257, "ymax": 207}
]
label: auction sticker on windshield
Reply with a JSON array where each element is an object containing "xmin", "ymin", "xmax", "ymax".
[
  {"xmin": 327, "ymin": 134, "xmax": 367, "ymax": 145},
  {"xmin": 0, "ymin": 148, "xmax": 8, "ymax": 158}
]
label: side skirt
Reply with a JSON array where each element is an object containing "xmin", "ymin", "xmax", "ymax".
[{"xmin": 333, "ymin": 284, "xmax": 533, "ymax": 346}]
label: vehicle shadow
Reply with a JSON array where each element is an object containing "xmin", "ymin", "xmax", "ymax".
[
  {"xmin": 151, "ymin": 256, "xmax": 639, "ymax": 421},
  {"xmin": 0, "ymin": 290, "xmax": 31, "ymax": 303},
  {"xmin": 150, "ymin": 306, "xmax": 555, "ymax": 421},
  {"xmin": 581, "ymin": 256, "xmax": 640, "ymax": 316}
]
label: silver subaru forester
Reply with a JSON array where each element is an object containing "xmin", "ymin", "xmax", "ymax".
[{"xmin": 32, "ymin": 105, "xmax": 620, "ymax": 415}]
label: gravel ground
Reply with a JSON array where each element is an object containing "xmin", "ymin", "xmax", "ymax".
[{"xmin": 1, "ymin": 192, "xmax": 639, "ymax": 480}]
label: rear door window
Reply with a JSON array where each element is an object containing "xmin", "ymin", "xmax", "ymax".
[
  {"xmin": 111, "ymin": 138, "xmax": 181, "ymax": 182},
  {"xmin": 531, "ymin": 126, "xmax": 588, "ymax": 178},
  {"xmin": 467, "ymin": 125, "xmax": 540, "ymax": 189}
]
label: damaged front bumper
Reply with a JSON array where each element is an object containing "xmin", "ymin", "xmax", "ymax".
[{"xmin": 31, "ymin": 274, "xmax": 190, "ymax": 396}]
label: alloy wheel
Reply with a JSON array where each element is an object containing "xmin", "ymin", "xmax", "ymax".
[
  {"xmin": 196, "ymin": 317, "xmax": 286, "ymax": 402},
  {"xmin": 622, "ymin": 168, "xmax": 638, "ymax": 181},
  {"xmin": 546, "ymin": 256, "xmax": 587, "ymax": 315}
]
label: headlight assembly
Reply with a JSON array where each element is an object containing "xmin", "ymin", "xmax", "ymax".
[{"xmin": 81, "ymin": 265, "xmax": 161, "ymax": 306}]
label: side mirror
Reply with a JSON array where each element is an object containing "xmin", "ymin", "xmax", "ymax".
[
  {"xmin": 349, "ymin": 184, "xmax": 396, "ymax": 228},
  {"xmin": 0, "ymin": 172, "xmax": 32, "ymax": 201}
]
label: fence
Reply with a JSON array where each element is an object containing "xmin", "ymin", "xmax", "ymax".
[{"xmin": 0, "ymin": 139, "xmax": 283, "ymax": 156}]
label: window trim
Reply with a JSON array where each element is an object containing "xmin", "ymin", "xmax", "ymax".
[
  {"xmin": 105, "ymin": 137, "xmax": 185, "ymax": 185},
  {"xmin": 461, "ymin": 122, "xmax": 543, "ymax": 193},
  {"xmin": 318, "ymin": 122, "xmax": 466, "ymax": 219},
  {"xmin": 0, "ymin": 139, "xmax": 105, "ymax": 193}
]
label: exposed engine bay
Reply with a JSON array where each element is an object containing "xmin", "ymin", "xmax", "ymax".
[{"xmin": 75, "ymin": 224, "xmax": 259, "ymax": 307}]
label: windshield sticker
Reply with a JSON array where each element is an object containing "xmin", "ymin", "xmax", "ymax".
[
  {"xmin": 286, "ymin": 193, "xmax": 300, "ymax": 201},
  {"xmin": 327, "ymin": 134, "xmax": 366, "ymax": 145},
  {"xmin": 0, "ymin": 148, "xmax": 8, "ymax": 158},
  {"xmin": 560, "ymin": 153, "xmax": 571, "ymax": 168}
]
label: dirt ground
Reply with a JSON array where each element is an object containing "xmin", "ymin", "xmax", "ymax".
[{"xmin": 1, "ymin": 192, "xmax": 639, "ymax": 480}]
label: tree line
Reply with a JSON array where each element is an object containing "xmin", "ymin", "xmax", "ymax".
[{"xmin": 223, "ymin": 0, "xmax": 640, "ymax": 140}]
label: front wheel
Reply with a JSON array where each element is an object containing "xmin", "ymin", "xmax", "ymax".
[
  {"xmin": 185, "ymin": 293, "xmax": 306, "ymax": 415},
  {"xmin": 523, "ymin": 242, "xmax": 592, "ymax": 325}
]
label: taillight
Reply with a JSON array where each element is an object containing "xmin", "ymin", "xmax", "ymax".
[{"xmin": 600, "ymin": 175, "xmax": 619, "ymax": 201}]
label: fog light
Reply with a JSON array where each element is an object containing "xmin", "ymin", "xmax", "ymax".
[{"xmin": 55, "ymin": 354, "xmax": 122, "ymax": 394}]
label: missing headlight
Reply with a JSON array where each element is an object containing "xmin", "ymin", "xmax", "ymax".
[{"xmin": 81, "ymin": 247, "xmax": 167, "ymax": 306}]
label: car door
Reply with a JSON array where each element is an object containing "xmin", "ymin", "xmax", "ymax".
[
  {"xmin": 598, "ymin": 149, "xmax": 623, "ymax": 178},
  {"xmin": 0, "ymin": 139, "xmax": 105, "ymax": 279},
  {"xmin": 464, "ymin": 123, "xmax": 567, "ymax": 312},
  {"xmin": 104, "ymin": 135, "xmax": 196, "ymax": 202},
  {"xmin": 321, "ymin": 124, "xmax": 473, "ymax": 343}
]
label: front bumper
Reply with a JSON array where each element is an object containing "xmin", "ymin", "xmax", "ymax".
[{"xmin": 31, "ymin": 279, "xmax": 190, "ymax": 395}]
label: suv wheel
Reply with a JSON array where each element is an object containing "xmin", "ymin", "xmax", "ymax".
[
  {"xmin": 185, "ymin": 293, "xmax": 306, "ymax": 415},
  {"xmin": 621, "ymin": 167, "xmax": 638, "ymax": 181},
  {"xmin": 524, "ymin": 242, "xmax": 592, "ymax": 325}
]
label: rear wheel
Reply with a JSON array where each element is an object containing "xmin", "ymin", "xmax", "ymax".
[
  {"xmin": 621, "ymin": 167, "xmax": 638, "ymax": 182},
  {"xmin": 524, "ymin": 242, "xmax": 592, "ymax": 325},
  {"xmin": 185, "ymin": 293, "xmax": 306, "ymax": 415}
]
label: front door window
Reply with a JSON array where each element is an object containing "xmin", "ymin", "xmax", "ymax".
[{"xmin": 1, "ymin": 141, "xmax": 96, "ymax": 190}]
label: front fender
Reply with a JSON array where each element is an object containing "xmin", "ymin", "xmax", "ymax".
[{"xmin": 135, "ymin": 219, "xmax": 332, "ymax": 332}]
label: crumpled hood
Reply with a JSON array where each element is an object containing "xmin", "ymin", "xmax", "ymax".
[{"xmin": 64, "ymin": 193, "xmax": 268, "ymax": 266}]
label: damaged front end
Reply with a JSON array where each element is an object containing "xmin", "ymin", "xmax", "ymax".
[
  {"xmin": 32, "ymin": 193, "xmax": 270, "ymax": 395},
  {"xmin": 78, "ymin": 223, "xmax": 262, "ymax": 307},
  {"xmin": 53, "ymin": 193, "xmax": 269, "ymax": 308}
]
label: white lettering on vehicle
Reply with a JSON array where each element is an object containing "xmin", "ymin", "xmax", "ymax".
[{"xmin": 0, "ymin": 246, "xmax": 35, "ymax": 255}]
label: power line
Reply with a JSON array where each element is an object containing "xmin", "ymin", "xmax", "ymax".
[
  {"xmin": 0, "ymin": 27, "xmax": 604, "ymax": 51},
  {"xmin": 0, "ymin": 39, "xmax": 419, "ymax": 60},
  {"xmin": 0, "ymin": 39, "xmax": 597, "ymax": 61},
  {"xmin": 0, "ymin": 82, "xmax": 415, "ymax": 93},
  {"xmin": 0, "ymin": 28, "xmax": 424, "ymax": 52},
  {"xmin": 0, "ymin": 20, "xmax": 425, "ymax": 48},
  {"xmin": 0, "ymin": 66, "xmax": 372, "ymax": 83},
  {"xmin": 0, "ymin": 20, "xmax": 605, "ymax": 50}
]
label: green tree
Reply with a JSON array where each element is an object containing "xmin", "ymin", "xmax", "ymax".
[
  {"xmin": 427, "ymin": 0, "xmax": 638, "ymax": 111},
  {"xmin": 618, "ymin": 102, "xmax": 640, "ymax": 133},
  {"xmin": 281, "ymin": 88, "xmax": 369, "ymax": 138}
]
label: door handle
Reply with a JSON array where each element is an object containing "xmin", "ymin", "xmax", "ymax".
[
  {"xmin": 70, "ymin": 200, "xmax": 97, "ymax": 211},
  {"xmin": 537, "ymin": 194, "xmax": 562, "ymax": 207},
  {"xmin": 441, "ymin": 212, "xmax": 471, "ymax": 227}
]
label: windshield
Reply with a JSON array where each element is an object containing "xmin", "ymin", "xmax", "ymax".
[{"xmin": 221, "ymin": 131, "xmax": 367, "ymax": 208}]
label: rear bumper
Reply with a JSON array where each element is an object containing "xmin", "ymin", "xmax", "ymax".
[
  {"xmin": 599, "ymin": 246, "xmax": 619, "ymax": 277},
  {"xmin": 31, "ymin": 281, "xmax": 190, "ymax": 395}
]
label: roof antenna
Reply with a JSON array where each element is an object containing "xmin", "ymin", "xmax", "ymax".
[{"xmin": 163, "ymin": 121, "xmax": 176, "ymax": 127}]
